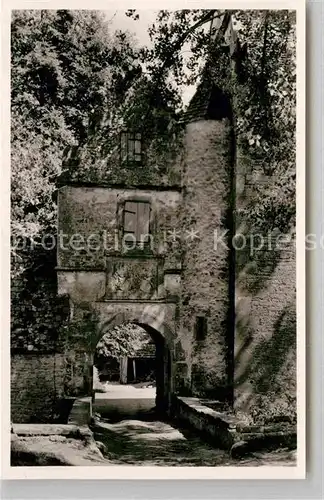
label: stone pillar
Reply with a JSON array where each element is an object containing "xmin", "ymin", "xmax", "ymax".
[{"xmin": 120, "ymin": 356, "xmax": 128, "ymax": 384}]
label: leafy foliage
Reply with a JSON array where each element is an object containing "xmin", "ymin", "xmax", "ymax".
[
  {"xmin": 11, "ymin": 9, "xmax": 141, "ymax": 275},
  {"xmin": 95, "ymin": 324, "xmax": 153, "ymax": 360},
  {"xmin": 133, "ymin": 9, "xmax": 296, "ymax": 231},
  {"xmin": 230, "ymin": 11, "xmax": 296, "ymax": 231},
  {"xmin": 10, "ymin": 10, "xmax": 142, "ymax": 347}
]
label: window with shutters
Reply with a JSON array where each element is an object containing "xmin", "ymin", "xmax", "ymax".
[
  {"xmin": 120, "ymin": 131, "xmax": 142, "ymax": 165},
  {"xmin": 122, "ymin": 201, "xmax": 151, "ymax": 249}
]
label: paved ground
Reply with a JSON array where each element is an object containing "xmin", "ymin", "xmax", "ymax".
[
  {"xmin": 95, "ymin": 381, "xmax": 156, "ymax": 399},
  {"xmin": 92, "ymin": 417, "xmax": 296, "ymax": 467},
  {"xmin": 92, "ymin": 384, "xmax": 297, "ymax": 467},
  {"xmin": 93, "ymin": 383, "xmax": 156, "ymax": 421},
  {"xmin": 11, "ymin": 384, "xmax": 297, "ymax": 467}
]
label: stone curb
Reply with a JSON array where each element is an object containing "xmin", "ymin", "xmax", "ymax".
[{"xmin": 172, "ymin": 396, "xmax": 297, "ymax": 457}]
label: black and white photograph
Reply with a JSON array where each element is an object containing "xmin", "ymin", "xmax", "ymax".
[{"xmin": 4, "ymin": 2, "xmax": 305, "ymax": 479}]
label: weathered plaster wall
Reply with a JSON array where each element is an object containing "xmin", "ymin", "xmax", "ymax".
[
  {"xmin": 55, "ymin": 185, "xmax": 183, "ymax": 401},
  {"xmin": 57, "ymin": 186, "xmax": 182, "ymax": 273},
  {"xmin": 55, "ymin": 184, "xmax": 183, "ymax": 404},
  {"xmin": 179, "ymin": 119, "xmax": 233, "ymax": 399},
  {"xmin": 57, "ymin": 271, "xmax": 106, "ymax": 303}
]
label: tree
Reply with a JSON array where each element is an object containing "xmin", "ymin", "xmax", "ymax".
[
  {"xmin": 95, "ymin": 323, "xmax": 152, "ymax": 360},
  {"xmin": 10, "ymin": 10, "xmax": 142, "ymax": 349},
  {"xmin": 127, "ymin": 9, "xmax": 296, "ymax": 232},
  {"xmin": 11, "ymin": 9, "xmax": 141, "ymax": 275}
]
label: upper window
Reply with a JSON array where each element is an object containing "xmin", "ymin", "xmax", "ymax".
[
  {"xmin": 123, "ymin": 200, "xmax": 151, "ymax": 249},
  {"xmin": 120, "ymin": 131, "xmax": 142, "ymax": 164}
]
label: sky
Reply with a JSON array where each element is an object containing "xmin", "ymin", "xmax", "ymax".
[
  {"xmin": 105, "ymin": 10, "xmax": 156, "ymax": 47},
  {"xmin": 104, "ymin": 10, "xmax": 197, "ymax": 107}
]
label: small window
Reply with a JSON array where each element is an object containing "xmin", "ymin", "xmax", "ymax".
[
  {"xmin": 123, "ymin": 201, "xmax": 151, "ymax": 249},
  {"xmin": 195, "ymin": 316, "xmax": 207, "ymax": 341},
  {"xmin": 120, "ymin": 131, "xmax": 142, "ymax": 164}
]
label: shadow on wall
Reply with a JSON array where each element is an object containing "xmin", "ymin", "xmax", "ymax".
[
  {"xmin": 234, "ymin": 304, "xmax": 296, "ymax": 417},
  {"xmin": 235, "ymin": 227, "xmax": 284, "ymax": 297},
  {"xmin": 233, "ymin": 215, "xmax": 296, "ymax": 418},
  {"xmin": 235, "ymin": 306, "xmax": 296, "ymax": 391}
]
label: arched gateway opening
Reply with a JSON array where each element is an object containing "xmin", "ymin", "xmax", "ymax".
[{"xmin": 91, "ymin": 314, "xmax": 173, "ymax": 416}]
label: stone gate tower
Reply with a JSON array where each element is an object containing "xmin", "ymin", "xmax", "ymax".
[
  {"xmin": 56, "ymin": 79, "xmax": 234, "ymax": 410},
  {"xmin": 11, "ymin": 13, "xmax": 296, "ymax": 424}
]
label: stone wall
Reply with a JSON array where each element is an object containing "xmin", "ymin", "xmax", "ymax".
[
  {"xmin": 10, "ymin": 254, "xmax": 71, "ymax": 423},
  {"xmin": 11, "ymin": 353, "xmax": 66, "ymax": 423},
  {"xmin": 234, "ymin": 242, "xmax": 296, "ymax": 417},
  {"xmin": 234, "ymin": 152, "xmax": 296, "ymax": 418},
  {"xmin": 11, "ymin": 251, "xmax": 69, "ymax": 353}
]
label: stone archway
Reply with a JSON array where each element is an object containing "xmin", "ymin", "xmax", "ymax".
[{"xmin": 92, "ymin": 309, "xmax": 175, "ymax": 414}]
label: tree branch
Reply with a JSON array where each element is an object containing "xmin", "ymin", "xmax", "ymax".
[
  {"xmin": 156, "ymin": 10, "xmax": 226, "ymax": 78},
  {"xmin": 139, "ymin": 11, "xmax": 228, "ymax": 122}
]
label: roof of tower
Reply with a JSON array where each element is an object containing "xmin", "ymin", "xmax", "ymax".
[
  {"xmin": 180, "ymin": 77, "xmax": 232, "ymax": 123},
  {"xmin": 180, "ymin": 12, "xmax": 237, "ymax": 125},
  {"xmin": 181, "ymin": 77, "xmax": 213, "ymax": 123}
]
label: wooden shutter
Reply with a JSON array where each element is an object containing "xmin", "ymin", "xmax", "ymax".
[
  {"xmin": 134, "ymin": 133, "xmax": 142, "ymax": 162},
  {"xmin": 136, "ymin": 202, "xmax": 150, "ymax": 241},
  {"xmin": 123, "ymin": 201, "xmax": 137, "ymax": 246},
  {"xmin": 120, "ymin": 132, "xmax": 142, "ymax": 164},
  {"xmin": 123, "ymin": 201, "xmax": 150, "ymax": 245},
  {"xmin": 127, "ymin": 134, "xmax": 134, "ymax": 161},
  {"xmin": 124, "ymin": 201, "xmax": 150, "ymax": 242},
  {"xmin": 120, "ymin": 132, "xmax": 128, "ymax": 163}
]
